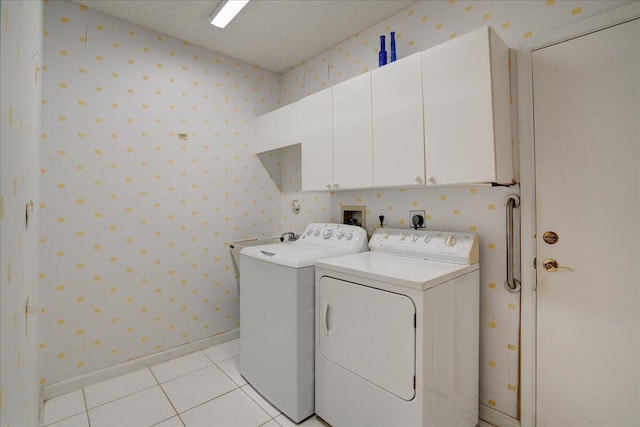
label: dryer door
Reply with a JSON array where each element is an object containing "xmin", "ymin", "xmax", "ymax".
[{"xmin": 318, "ymin": 276, "xmax": 416, "ymax": 400}]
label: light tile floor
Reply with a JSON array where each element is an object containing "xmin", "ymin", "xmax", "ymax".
[{"xmin": 43, "ymin": 339, "xmax": 326, "ymax": 427}]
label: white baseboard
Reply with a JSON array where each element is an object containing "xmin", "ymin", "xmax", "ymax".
[
  {"xmin": 479, "ymin": 404, "xmax": 520, "ymax": 427},
  {"xmin": 41, "ymin": 329, "xmax": 239, "ymax": 401}
]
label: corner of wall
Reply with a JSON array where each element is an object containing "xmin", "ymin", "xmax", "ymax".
[{"xmin": 0, "ymin": 0, "xmax": 44, "ymax": 426}]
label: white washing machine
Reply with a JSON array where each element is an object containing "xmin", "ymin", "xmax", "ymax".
[
  {"xmin": 239, "ymin": 223, "xmax": 368, "ymax": 423},
  {"xmin": 315, "ymin": 228, "xmax": 480, "ymax": 427}
]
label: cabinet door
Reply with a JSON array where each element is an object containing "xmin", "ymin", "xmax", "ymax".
[
  {"xmin": 333, "ymin": 73, "xmax": 373, "ymax": 190},
  {"xmin": 371, "ymin": 53, "xmax": 425, "ymax": 188},
  {"xmin": 422, "ymin": 26, "xmax": 512, "ymax": 185},
  {"xmin": 300, "ymin": 88, "xmax": 333, "ymax": 192}
]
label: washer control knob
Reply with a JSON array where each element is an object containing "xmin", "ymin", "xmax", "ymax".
[
  {"xmin": 399, "ymin": 233, "xmax": 406, "ymax": 241},
  {"xmin": 323, "ymin": 229, "xmax": 333, "ymax": 239},
  {"xmin": 336, "ymin": 232, "xmax": 345, "ymax": 239},
  {"xmin": 382, "ymin": 232, "xmax": 389, "ymax": 239},
  {"xmin": 411, "ymin": 234, "xmax": 418, "ymax": 242},
  {"xmin": 314, "ymin": 229, "xmax": 320, "ymax": 237},
  {"xmin": 445, "ymin": 235, "xmax": 457, "ymax": 246},
  {"xmin": 306, "ymin": 229, "xmax": 313, "ymax": 236},
  {"xmin": 424, "ymin": 235, "xmax": 431, "ymax": 244},
  {"xmin": 345, "ymin": 232, "xmax": 353, "ymax": 240}
]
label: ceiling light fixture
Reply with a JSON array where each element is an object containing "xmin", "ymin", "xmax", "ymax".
[{"xmin": 210, "ymin": 0, "xmax": 250, "ymax": 29}]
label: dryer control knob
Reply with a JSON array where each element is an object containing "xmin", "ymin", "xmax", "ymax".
[
  {"xmin": 314, "ymin": 230, "xmax": 320, "ymax": 236},
  {"xmin": 345, "ymin": 232, "xmax": 353, "ymax": 240},
  {"xmin": 399, "ymin": 233, "xmax": 406, "ymax": 241},
  {"xmin": 306, "ymin": 229, "xmax": 313, "ymax": 236},
  {"xmin": 445, "ymin": 235, "xmax": 457, "ymax": 246},
  {"xmin": 382, "ymin": 232, "xmax": 389, "ymax": 239},
  {"xmin": 336, "ymin": 232, "xmax": 345, "ymax": 239},
  {"xmin": 424, "ymin": 235, "xmax": 431, "ymax": 244},
  {"xmin": 411, "ymin": 234, "xmax": 418, "ymax": 242},
  {"xmin": 323, "ymin": 229, "xmax": 333, "ymax": 239}
]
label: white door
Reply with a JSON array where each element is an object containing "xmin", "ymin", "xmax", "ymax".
[{"xmin": 533, "ymin": 19, "xmax": 639, "ymax": 426}]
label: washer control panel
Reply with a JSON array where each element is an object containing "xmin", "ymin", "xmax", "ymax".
[
  {"xmin": 369, "ymin": 228, "xmax": 479, "ymax": 264},
  {"xmin": 298, "ymin": 223, "xmax": 368, "ymax": 250}
]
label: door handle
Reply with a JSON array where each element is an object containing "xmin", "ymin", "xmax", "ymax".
[
  {"xmin": 323, "ymin": 301, "xmax": 330, "ymax": 336},
  {"xmin": 543, "ymin": 258, "xmax": 573, "ymax": 272}
]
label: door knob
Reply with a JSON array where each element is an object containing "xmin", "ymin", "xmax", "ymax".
[{"xmin": 543, "ymin": 258, "xmax": 573, "ymax": 272}]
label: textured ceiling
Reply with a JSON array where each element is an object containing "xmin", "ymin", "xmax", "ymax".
[{"xmin": 72, "ymin": 0, "xmax": 418, "ymax": 73}]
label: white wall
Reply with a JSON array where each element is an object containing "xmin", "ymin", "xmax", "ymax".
[
  {"xmin": 0, "ymin": 1, "xmax": 43, "ymax": 426},
  {"xmin": 272, "ymin": 0, "xmax": 630, "ymax": 420},
  {"xmin": 39, "ymin": 0, "xmax": 282, "ymax": 386}
]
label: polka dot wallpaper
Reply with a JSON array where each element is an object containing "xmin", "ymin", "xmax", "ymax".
[
  {"xmin": 39, "ymin": 0, "xmax": 282, "ymax": 386},
  {"xmin": 1, "ymin": 1, "xmax": 43, "ymax": 426},
  {"xmin": 273, "ymin": 0, "xmax": 629, "ymax": 420}
]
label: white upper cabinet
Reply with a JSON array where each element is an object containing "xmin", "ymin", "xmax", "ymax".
[
  {"xmin": 299, "ymin": 88, "xmax": 333, "ymax": 192},
  {"xmin": 332, "ymin": 73, "xmax": 373, "ymax": 191},
  {"xmin": 422, "ymin": 26, "xmax": 513, "ymax": 185},
  {"xmin": 256, "ymin": 26, "xmax": 514, "ymax": 191},
  {"xmin": 255, "ymin": 101, "xmax": 302, "ymax": 152},
  {"xmin": 301, "ymin": 74, "xmax": 373, "ymax": 192},
  {"xmin": 371, "ymin": 52, "xmax": 425, "ymax": 188}
]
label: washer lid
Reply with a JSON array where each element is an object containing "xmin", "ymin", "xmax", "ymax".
[
  {"xmin": 240, "ymin": 242, "xmax": 354, "ymax": 268},
  {"xmin": 315, "ymin": 252, "xmax": 478, "ymax": 290}
]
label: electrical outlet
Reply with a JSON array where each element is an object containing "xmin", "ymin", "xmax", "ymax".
[
  {"xmin": 378, "ymin": 209, "xmax": 387, "ymax": 226},
  {"xmin": 409, "ymin": 210, "xmax": 426, "ymax": 228}
]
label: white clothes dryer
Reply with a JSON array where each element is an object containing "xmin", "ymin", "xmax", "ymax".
[
  {"xmin": 315, "ymin": 228, "xmax": 480, "ymax": 427},
  {"xmin": 239, "ymin": 223, "xmax": 368, "ymax": 423}
]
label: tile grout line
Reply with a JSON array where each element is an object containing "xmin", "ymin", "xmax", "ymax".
[
  {"xmin": 149, "ymin": 366, "xmax": 183, "ymax": 427},
  {"xmin": 201, "ymin": 346, "xmax": 239, "ymax": 366},
  {"xmin": 205, "ymin": 348, "xmax": 278, "ymax": 422},
  {"xmin": 152, "ymin": 354, "xmax": 215, "ymax": 384},
  {"xmin": 238, "ymin": 384, "xmax": 281, "ymax": 423},
  {"xmin": 83, "ymin": 368, "xmax": 158, "ymax": 413},
  {"xmin": 172, "ymin": 387, "xmax": 241, "ymax": 418},
  {"xmin": 82, "ymin": 388, "xmax": 91, "ymax": 427},
  {"xmin": 42, "ymin": 391, "xmax": 90, "ymax": 427},
  {"xmin": 162, "ymin": 348, "xmax": 272, "ymax": 424}
]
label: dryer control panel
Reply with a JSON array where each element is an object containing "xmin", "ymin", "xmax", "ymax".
[{"xmin": 369, "ymin": 228, "xmax": 479, "ymax": 265}]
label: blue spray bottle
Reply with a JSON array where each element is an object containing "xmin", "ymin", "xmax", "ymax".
[{"xmin": 379, "ymin": 35, "xmax": 387, "ymax": 66}]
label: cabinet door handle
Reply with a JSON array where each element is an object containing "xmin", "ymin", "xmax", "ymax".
[
  {"xmin": 332, "ymin": 183, "xmax": 339, "ymax": 190},
  {"xmin": 427, "ymin": 176, "xmax": 436, "ymax": 184},
  {"xmin": 413, "ymin": 175, "xmax": 423, "ymax": 183},
  {"xmin": 325, "ymin": 184, "xmax": 332, "ymax": 190}
]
